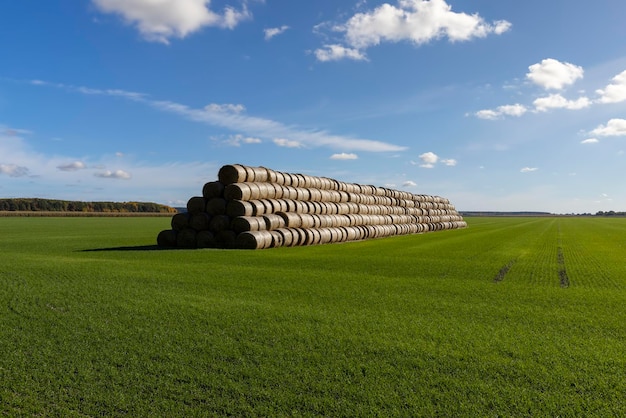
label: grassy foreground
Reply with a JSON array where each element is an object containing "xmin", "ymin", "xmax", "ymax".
[{"xmin": 1, "ymin": 217, "xmax": 625, "ymax": 416}]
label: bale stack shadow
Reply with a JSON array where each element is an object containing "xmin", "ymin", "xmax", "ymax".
[{"xmin": 157, "ymin": 164, "xmax": 467, "ymax": 249}]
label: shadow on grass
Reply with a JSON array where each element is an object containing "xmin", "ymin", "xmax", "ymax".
[{"xmin": 80, "ymin": 245, "xmax": 179, "ymax": 252}]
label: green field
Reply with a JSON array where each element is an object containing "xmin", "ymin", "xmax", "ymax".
[{"xmin": 1, "ymin": 216, "xmax": 625, "ymax": 416}]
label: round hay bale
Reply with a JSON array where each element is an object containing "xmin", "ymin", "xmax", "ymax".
[
  {"xmin": 257, "ymin": 183, "xmax": 275, "ymax": 199},
  {"xmin": 263, "ymin": 214, "xmax": 286, "ymax": 230},
  {"xmin": 186, "ymin": 196, "xmax": 207, "ymax": 215},
  {"xmin": 226, "ymin": 200, "xmax": 254, "ymax": 217},
  {"xmin": 209, "ymin": 215, "xmax": 231, "ymax": 233},
  {"xmin": 157, "ymin": 229, "xmax": 177, "ymax": 247},
  {"xmin": 243, "ymin": 165, "xmax": 257, "ymax": 182},
  {"xmin": 202, "ymin": 181, "xmax": 225, "ymax": 199},
  {"xmin": 190, "ymin": 212, "xmax": 211, "ymax": 231},
  {"xmin": 276, "ymin": 228, "xmax": 295, "ymax": 246},
  {"xmin": 231, "ymin": 216, "xmax": 265, "ymax": 233},
  {"xmin": 270, "ymin": 230, "xmax": 284, "ymax": 248},
  {"xmin": 278, "ymin": 212, "xmax": 302, "ymax": 228},
  {"xmin": 176, "ymin": 228, "xmax": 197, "ymax": 249},
  {"xmin": 250, "ymin": 200, "xmax": 267, "ymax": 216},
  {"xmin": 218, "ymin": 164, "xmax": 247, "ymax": 184},
  {"xmin": 206, "ymin": 198, "xmax": 227, "ymax": 216},
  {"xmin": 260, "ymin": 199, "xmax": 274, "ymax": 215},
  {"xmin": 236, "ymin": 230, "xmax": 273, "ymax": 249},
  {"xmin": 171, "ymin": 213, "xmax": 190, "ymax": 231},
  {"xmin": 216, "ymin": 230, "xmax": 237, "ymax": 249},
  {"xmin": 224, "ymin": 183, "xmax": 251, "ymax": 201},
  {"xmin": 265, "ymin": 167, "xmax": 278, "ymax": 183},
  {"xmin": 250, "ymin": 166, "xmax": 269, "ymax": 182},
  {"xmin": 196, "ymin": 230, "xmax": 217, "ymax": 248}
]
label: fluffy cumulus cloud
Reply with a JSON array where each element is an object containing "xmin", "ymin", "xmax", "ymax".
[
  {"xmin": 526, "ymin": 58, "xmax": 584, "ymax": 90},
  {"xmin": 264, "ymin": 25, "xmax": 289, "ymax": 41},
  {"xmin": 92, "ymin": 0, "xmax": 251, "ymax": 43},
  {"xmin": 596, "ymin": 70, "xmax": 626, "ymax": 104},
  {"xmin": 403, "ymin": 180, "xmax": 417, "ymax": 187},
  {"xmin": 441, "ymin": 158, "xmax": 457, "ymax": 166},
  {"xmin": 221, "ymin": 134, "xmax": 262, "ymax": 147},
  {"xmin": 590, "ymin": 119, "xmax": 626, "ymax": 137},
  {"xmin": 581, "ymin": 138, "xmax": 599, "ymax": 144},
  {"xmin": 475, "ymin": 103, "xmax": 527, "ymax": 119},
  {"xmin": 57, "ymin": 161, "xmax": 87, "ymax": 171},
  {"xmin": 418, "ymin": 151, "xmax": 439, "ymax": 168},
  {"xmin": 315, "ymin": 0, "xmax": 510, "ymax": 61},
  {"xmin": 95, "ymin": 169, "xmax": 132, "ymax": 179},
  {"xmin": 520, "ymin": 167, "xmax": 538, "ymax": 173},
  {"xmin": 330, "ymin": 153, "xmax": 358, "ymax": 160},
  {"xmin": 533, "ymin": 94, "xmax": 591, "ymax": 112}
]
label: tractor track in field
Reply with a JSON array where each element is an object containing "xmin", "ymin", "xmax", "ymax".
[
  {"xmin": 493, "ymin": 258, "xmax": 517, "ymax": 283},
  {"xmin": 557, "ymin": 224, "xmax": 570, "ymax": 288}
]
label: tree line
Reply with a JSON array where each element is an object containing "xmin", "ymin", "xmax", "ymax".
[{"xmin": 0, "ymin": 198, "xmax": 176, "ymax": 213}]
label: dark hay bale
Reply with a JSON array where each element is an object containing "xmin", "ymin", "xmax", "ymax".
[
  {"xmin": 186, "ymin": 196, "xmax": 207, "ymax": 215},
  {"xmin": 231, "ymin": 216, "xmax": 265, "ymax": 233},
  {"xmin": 171, "ymin": 213, "xmax": 190, "ymax": 231},
  {"xmin": 205, "ymin": 198, "xmax": 227, "ymax": 216},
  {"xmin": 226, "ymin": 200, "xmax": 254, "ymax": 217},
  {"xmin": 189, "ymin": 212, "xmax": 211, "ymax": 231},
  {"xmin": 157, "ymin": 229, "xmax": 177, "ymax": 247},
  {"xmin": 202, "ymin": 181, "xmax": 225, "ymax": 199},
  {"xmin": 176, "ymin": 228, "xmax": 197, "ymax": 248},
  {"xmin": 196, "ymin": 230, "xmax": 217, "ymax": 248},
  {"xmin": 235, "ymin": 230, "xmax": 272, "ymax": 250},
  {"xmin": 216, "ymin": 230, "xmax": 237, "ymax": 249},
  {"xmin": 209, "ymin": 215, "xmax": 231, "ymax": 233}
]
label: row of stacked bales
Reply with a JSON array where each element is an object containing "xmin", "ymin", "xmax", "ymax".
[{"xmin": 157, "ymin": 164, "xmax": 467, "ymax": 249}]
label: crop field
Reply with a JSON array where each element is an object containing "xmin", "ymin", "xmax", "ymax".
[{"xmin": 1, "ymin": 216, "xmax": 625, "ymax": 416}]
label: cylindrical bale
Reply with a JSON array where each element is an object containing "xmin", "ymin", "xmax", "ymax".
[
  {"xmin": 171, "ymin": 212, "xmax": 190, "ymax": 231},
  {"xmin": 243, "ymin": 165, "xmax": 257, "ymax": 182},
  {"xmin": 256, "ymin": 183, "xmax": 275, "ymax": 199},
  {"xmin": 270, "ymin": 231, "xmax": 284, "ymax": 248},
  {"xmin": 282, "ymin": 173, "xmax": 295, "ymax": 187},
  {"xmin": 224, "ymin": 183, "xmax": 251, "ymax": 201},
  {"xmin": 202, "ymin": 181, "xmax": 225, "ymax": 199},
  {"xmin": 231, "ymin": 216, "xmax": 266, "ymax": 233},
  {"xmin": 216, "ymin": 230, "xmax": 237, "ymax": 249},
  {"xmin": 250, "ymin": 200, "xmax": 267, "ymax": 216},
  {"xmin": 263, "ymin": 214, "xmax": 286, "ymax": 230},
  {"xmin": 190, "ymin": 212, "xmax": 211, "ymax": 231},
  {"xmin": 186, "ymin": 196, "xmax": 207, "ymax": 215},
  {"xmin": 273, "ymin": 171, "xmax": 286, "ymax": 185},
  {"xmin": 265, "ymin": 167, "xmax": 278, "ymax": 183},
  {"xmin": 205, "ymin": 198, "xmax": 227, "ymax": 216},
  {"xmin": 236, "ymin": 230, "xmax": 273, "ymax": 250},
  {"xmin": 318, "ymin": 228, "xmax": 332, "ymax": 244},
  {"xmin": 196, "ymin": 230, "xmax": 217, "ymax": 248},
  {"xmin": 278, "ymin": 212, "xmax": 302, "ymax": 228},
  {"xmin": 275, "ymin": 228, "xmax": 295, "ymax": 247},
  {"xmin": 209, "ymin": 215, "xmax": 231, "ymax": 233},
  {"xmin": 271, "ymin": 183, "xmax": 284, "ymax": 199},
  {"xmin": 296, "ymin": 187, "xmax": 310, "ymax": 201},
  {"xmin": 298, "ymin": 214, "xmax": 316, "ymax": 229},
  {"xmin": 157, "ymin": 229, "xmax": 177, "ymax": 247},
  {"xmin": 176, "ymin": 228, "xmax": 197, "ymax": 249},
  {"xmin": 226, "ymin": 200, "xmax": 255, "ymax": 217},
  {"xmin": 218, "ymin": 164, "xmax": 247, "ymax": 184},
  {"xmin": 250, "ymin": 166, "xmax": 269, "ymax": 183}
]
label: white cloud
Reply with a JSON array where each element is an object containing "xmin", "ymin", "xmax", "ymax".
[
  {"xmin": 526, "ymin": 58, "xmax": 584, "ymax": 90},
  {"xmin": 222, "ymin": 134, "xmax": 262, "ymax": 147},
  {"xmin": 596, "ymin": 70, "xmax": 626, "ymax": 104},
  {"xmin": 476, "ymin": 103, "xmax": 527, "ymax": 119},
  {"xmin": 419, "ymin": 151, "xmax": 438, "ymax": 168},
  {"xmin": 95, "ymin": 169, "xmax": 132, "ymax": 179},
  {"xmin": 533, "ymin": 94, "xmax": 591, "ymax": 112},
  {"xmin": 273, "ymin": 138, "xmax": 303, "ymax": 148},
  {"xmin": 0, "ymin": 164, "xmax": 30, "ymax": 177},
  {"xmin": 581, "ymin": 138, "xmax": 599, "ymax": 144},
  {"xmin": 520, "ymin": 167, "xmax": 538, "ymax": 173},
  {"xmin": 57, "ymin": 161, "xmax": 87, "ymax": 171},
  {"xmin": 338, "ymin": 0, "xmax": 510, "ymax": 50},
  {"xmin": 92, "ymin": 0, "xmax": 251, "ymax": 44},
  {"xmin": 590, "ymin": 119, "xmax": 626, "ymax": 137},
  {"xmin": 314, "ymin": 44, "xmax": 368, "ymax": 62},
  {"xmin": 330, "ymin": 152, "xmax": 358, "ymax": 160},
  {"xmin": 264, "ymin": 25, "xmax": 289, "ymax": 41},
  {"xmin": 31, "ymin": 79, "xmax": 407, "ymax": 153},
  {"xmin": 441, "ymin": 158, "xmax": 457, "ymax": 166},
  {"xmin": 403, "ymin": 180, "xmax": 417, "ymax": 187}
]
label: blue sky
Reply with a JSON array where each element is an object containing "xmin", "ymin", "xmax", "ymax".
[{"xmin": 1, "ymin": 0, "xmax": 625, "ymax": 213}]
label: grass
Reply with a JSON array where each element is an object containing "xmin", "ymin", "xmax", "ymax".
[{"xmin": 1, "ymin": 216, "xmax": 625, "ymax": 416}]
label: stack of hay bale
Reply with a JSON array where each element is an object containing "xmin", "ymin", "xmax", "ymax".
[{"xmin": 157, "ymin": 164, "xmax": 467, "ymax": 249}]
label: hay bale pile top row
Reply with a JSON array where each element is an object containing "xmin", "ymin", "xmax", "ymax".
[{"xmin": 157, "ymin": 164, "xmax": 467, "ymax": 249}]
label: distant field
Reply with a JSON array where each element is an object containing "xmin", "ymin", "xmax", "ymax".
[{"xmin": 1, "ymin": 217, "xmax": 625, "ymax": 416}]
